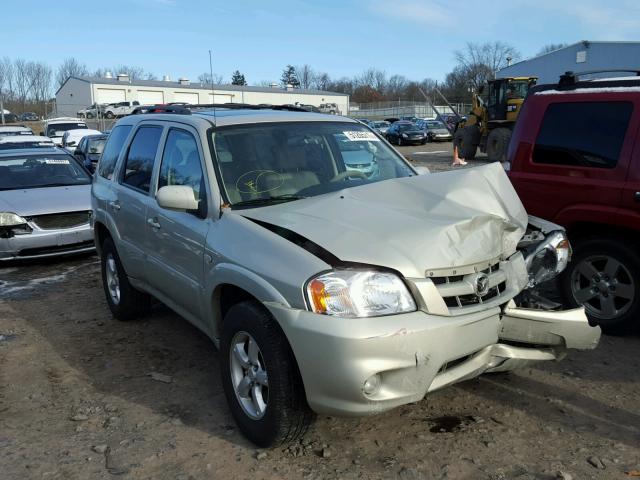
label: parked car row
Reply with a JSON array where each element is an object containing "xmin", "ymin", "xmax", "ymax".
[
  {"xmin": 77, "ymin": 101, "xmax": 141, "ymax": 119},
  {"xmin": 0, "ymin": 111, "xmax": 40, "ymax": 123}
]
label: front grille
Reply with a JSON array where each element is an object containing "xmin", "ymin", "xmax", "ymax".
[
  {"xmin": 31, "ymin": 211, "xmax": 90, "ymax": 230},
  {"xmin": 432, "ymin": 262, "xmax": 508, "ymax": 312}
]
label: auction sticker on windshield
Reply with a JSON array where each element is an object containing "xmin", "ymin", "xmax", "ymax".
[
  {"xmin": 343, "ymin": 131, "xmax": 379, "ymax": 141},
  {"xmin": 45, "ymin": 159, "xmax": 70, "ymax": 164}
]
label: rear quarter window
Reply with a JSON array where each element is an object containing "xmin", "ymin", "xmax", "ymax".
[{"xmin": 533, "ymin": 101, "xmax": 633, "ymax": 169}]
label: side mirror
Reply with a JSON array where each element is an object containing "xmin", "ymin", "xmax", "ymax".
[{"xmin": 157, "ymin": 185, "xmax": 199, "ymax": 212}]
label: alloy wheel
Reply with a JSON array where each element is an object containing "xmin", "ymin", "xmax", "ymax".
[
  {"xmin": 570, "ymin": 254, "xmax": 635, "ymax": 320},
  {"xmin": 105, "ymin": 253, "xmax": 121, "ymax": 305},
  {"xmin": 229, "ymin": 331, "xmax": 269, "ymax": 420}
]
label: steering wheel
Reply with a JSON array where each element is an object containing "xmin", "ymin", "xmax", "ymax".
[{"xmin": 330, "ymin": 170, "xmax": 368, "ymax": 182}]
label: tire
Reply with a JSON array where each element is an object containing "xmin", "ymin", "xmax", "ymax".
[
  {"xmin": 486, "ymin": 128, "xmax": 512, "ymax": 162},
  {"xmin": 560, "ymin": 237, "xmax": 640, "ymax": 334},
  {"xmin": 105, "ymin": 111, "xmax": 115, "ymax": 119},
  {"xmin": 78, "ymin": 113, "xmax": 85, "ymax": 119},
  {"xmin": 100, "ymin": 238, "xmax": 151, "ymax": 321},
  {"xmin": 220, "ymin": 301, "xmax": 313, "ymax": 447},
  {"xmin": 86, "ymin": 112, "xmax": 94, "ymax": 119},
  {"xmin": 420, "ymin": 139, "xmax": 427, "ymax": 145},
  {"xmin": 460, "ymin": 125, "xmax": 480, "ymax": 160}
]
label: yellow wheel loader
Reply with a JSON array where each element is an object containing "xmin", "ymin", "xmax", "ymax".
[{"xmin": 454, "ymin": 77, "xmax": 537, "ymax": 162}]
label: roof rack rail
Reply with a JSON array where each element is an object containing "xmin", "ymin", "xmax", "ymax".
[
  {"xmin": 559, "ymin": 69, "xmax": 640, "ymax": 87},
  {"xmin": 187, "ymin": 103, "xmax": 312, "ymax": 112},
  {"xmin": 131, "ymin": 105, "xmax": 191, "ymax": 115},
  {"xmin": 131, "ymin": 102, "xmax": 315, "ymax": 115}
]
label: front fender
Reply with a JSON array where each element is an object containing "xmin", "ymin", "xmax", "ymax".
[{"xmin": 205, "ymin": 262, "xmax": 291, "ymax": 337}]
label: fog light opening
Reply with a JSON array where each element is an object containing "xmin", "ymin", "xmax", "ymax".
[{"xmin": 363, "ymin": 374, "xmax": 381, "ymax": 396}]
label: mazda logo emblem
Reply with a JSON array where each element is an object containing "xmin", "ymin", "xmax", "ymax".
[{"xmin": 475, "ymin": 273, "xmax": 490, "ymax": 297}]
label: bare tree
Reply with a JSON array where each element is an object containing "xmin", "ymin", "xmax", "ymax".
[
  {"xmin": 536, "ymin": 43, "xmax": 568, "ymax": 56},
  {"xmin": 0, "ymin": 57, "xmax": 14, "ymax": 99},
  {"xmin": 198, "ymin": 72, "xmax": 224, "ymax": 85},
  {"xmin": 32, "ymin": 62, "xmax": 52, "ymax": 103},
  {"xmin": 311, "ymin": 72, "xmax": 331, "ymax": 91},
  {"xmin": 454, "ymin": 42, "xmax": 520, "ymax": 90},
  {"xmin": 296, "ymin": 64, "xmax": 315, "ymax": 89},
  {"xmin": 14, "ymin": 59, "xmax": 39, "ymax": 110},
  {"xmin": 56, "ymin": 57, "xmax": 88, "ymax": 88},
  {"xmin": 111, "ymin": 65, "xmax": 145, "ymax": 80}
]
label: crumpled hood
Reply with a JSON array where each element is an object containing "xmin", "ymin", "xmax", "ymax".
[
  {"xmin": 239, "ymin": 163, "xmax": 528, "ymax": 278},
  {"xmin": 0, "ymin": 185, "xmax": 91, "ymax": 217}
]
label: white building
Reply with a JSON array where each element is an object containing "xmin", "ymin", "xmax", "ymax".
[{"xmin": 55, "ymin": 74, "xmax": 349, "ymax": 117}]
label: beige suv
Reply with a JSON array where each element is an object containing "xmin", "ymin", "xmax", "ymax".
[{"xmin": 91, "ymin": 104, "xmax": 600, "ymax": 447}]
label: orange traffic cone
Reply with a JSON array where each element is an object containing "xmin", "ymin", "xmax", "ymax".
[{"xmin": 452, "ymin": 145, "xmax": 467, "ymax": 166}]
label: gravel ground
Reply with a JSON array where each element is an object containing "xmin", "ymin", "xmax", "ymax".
[{"xmin": 1, "ymin": 147, "xmax": 639, "ymax": 480}]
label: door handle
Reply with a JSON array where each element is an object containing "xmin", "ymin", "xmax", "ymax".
[
  {"xmin": 147, "ymin": 218, "xmax": 161, "ymax": 229},
  {"xmin": 635, "ymin": 192, "xmax": 640, "ymax": 202},
  {"xmin": 108, "ymin": 200, "xmax": 121, "ymax": 211}
]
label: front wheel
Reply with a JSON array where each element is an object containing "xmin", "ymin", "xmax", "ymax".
[
  {"xmin": 220, "ymin": 301, "xmax": 313, "ymax": 447},
  {"xmin": 560, "ymin": 237, "xmax": 639, "ymax": 334},
  {"xmin": 486, "ymin": 128, "xmax": 511, "ymax": 162},
  {"xmin": 105, "ymin": 111, "xmax": 115, "ymax": 119}
]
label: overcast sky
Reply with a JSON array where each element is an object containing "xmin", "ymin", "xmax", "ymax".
[{"xmin": 3, "ymin": 0, "xmax": 639, "ymax": 84}]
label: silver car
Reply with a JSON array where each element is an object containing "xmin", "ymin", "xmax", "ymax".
[
  {"xmin": 0, "ymin": 148, "xmax": 94, "ymax": 261},
  {"xmin": 91, "ymin": 107, "xmax": 600, "ymax": 447}
]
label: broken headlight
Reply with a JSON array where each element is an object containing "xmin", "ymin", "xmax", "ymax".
[
  {"xmin": 524, "ymin": 231, "xmax": 571, "ymax": 287},
  {"xmin": 306, "ymin": 270, "xmax": 416, "ymax": 317}
]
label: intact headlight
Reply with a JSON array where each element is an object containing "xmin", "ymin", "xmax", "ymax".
[
  {"xmin": 524, "ymin": 231, "xmax": 571, "ymax": 287},
  {"xmin": 306, "ymin": 270, "xmax": 416, "ymax": 317},
  {"xmin": 0, "ymin": 212, "xmax": 27, "ymax": 227}
]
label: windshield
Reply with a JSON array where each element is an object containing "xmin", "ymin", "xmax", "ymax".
[
  {"xmin": 46, "ymin": 123, "xmax": 87, "ymax": 138},
  {"xmin": 212, "ymin": 121, "xmax": 415, "ymax": 207},
  {"xmin": 397, "ymin": 123, "xmax": 415, "ymax": 131},
  {"xmin": 0, "ymin": 153, "xmax": 91, "ymax": 190},
  {"xmin": 87, "ymin": 137, "xmax": 106, "ymax": 154},
  {"xmin": 506, "ymin": 80, "xmax": 530, "ymax": 99},
  {"xmin": 426, "ymin": 121, "xmax": 446, "ymax": 129}
]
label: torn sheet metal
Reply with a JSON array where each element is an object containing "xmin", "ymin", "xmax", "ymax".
[{"xmin": 239, "ymin": 163, "xmax": 528, "ymax": 278}]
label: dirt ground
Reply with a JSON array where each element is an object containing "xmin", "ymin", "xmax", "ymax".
[{"xmin": 1, "ymin": 146, "xmax": 639, "ymax": 480}]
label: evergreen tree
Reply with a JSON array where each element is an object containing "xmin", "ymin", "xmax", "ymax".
[
  {"xmin": 280, "ymin": 65, "xmax": 300, "ymax": 88},
  {"xmin": 231, "ymin": 70, "xmax": 247, "ymax": 86}
]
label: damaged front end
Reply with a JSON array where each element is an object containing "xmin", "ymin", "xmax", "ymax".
[{"xmin": 481, "ymin": 215, "xmax": 601, "ymax": 373}]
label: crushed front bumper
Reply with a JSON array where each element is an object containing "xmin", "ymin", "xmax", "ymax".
[{"xmin": 265, "ymin": 302, "xmax": 600, "ymax": 416}]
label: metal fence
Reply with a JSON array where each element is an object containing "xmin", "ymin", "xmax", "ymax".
[{"xmin": 349, "ymin": 101, "xmax": 471, "ymax": 120}]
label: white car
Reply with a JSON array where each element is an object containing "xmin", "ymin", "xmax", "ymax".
[
  {"xmin": 43, "ymin": 118, "xmax": 88, "ymax": 146},
  {"xmin": 103, "ymin": 101, "xmax": 140, "ymax": 119},
  {"xmin": 61, "ymin": 129, "xmax": 102, "ymax": 151},
  {"xmin": 0, "ymin": 125, "xmax": 34, "ymax": 137},
  {"xmin": 0, "ymin": 135, "xmax": 54, "ymax": 150}
]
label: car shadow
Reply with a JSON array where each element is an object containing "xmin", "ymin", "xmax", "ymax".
[{"xmin": 459, "ymin": 372, "xmax": 640, "ymax": 448}]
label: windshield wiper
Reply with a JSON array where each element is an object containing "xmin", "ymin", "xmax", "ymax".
[{"xmin": 232, "ymin": 194, "xmax": 306, "ymax": 208}]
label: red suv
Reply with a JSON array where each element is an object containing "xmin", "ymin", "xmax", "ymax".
[{"xmin": 507, "ymin": 72, "xmax": 640, "ymax": 333}]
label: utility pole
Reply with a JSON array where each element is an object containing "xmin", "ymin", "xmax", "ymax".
[{"xmin": 0, "ymin": 89, "xmax": 5, "ymax": 125}]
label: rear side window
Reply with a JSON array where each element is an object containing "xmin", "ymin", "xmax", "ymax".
[
  {"xmin": 533, "ymin": 102, "xmax": 633, "ymax": 169},
  {"xmin": 121, "ymin": 126, "xmax": 163, "ymax": 192},
  {"xmin": 98, "ymin": 125, "xmax": 132, "ymax": 180}
]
